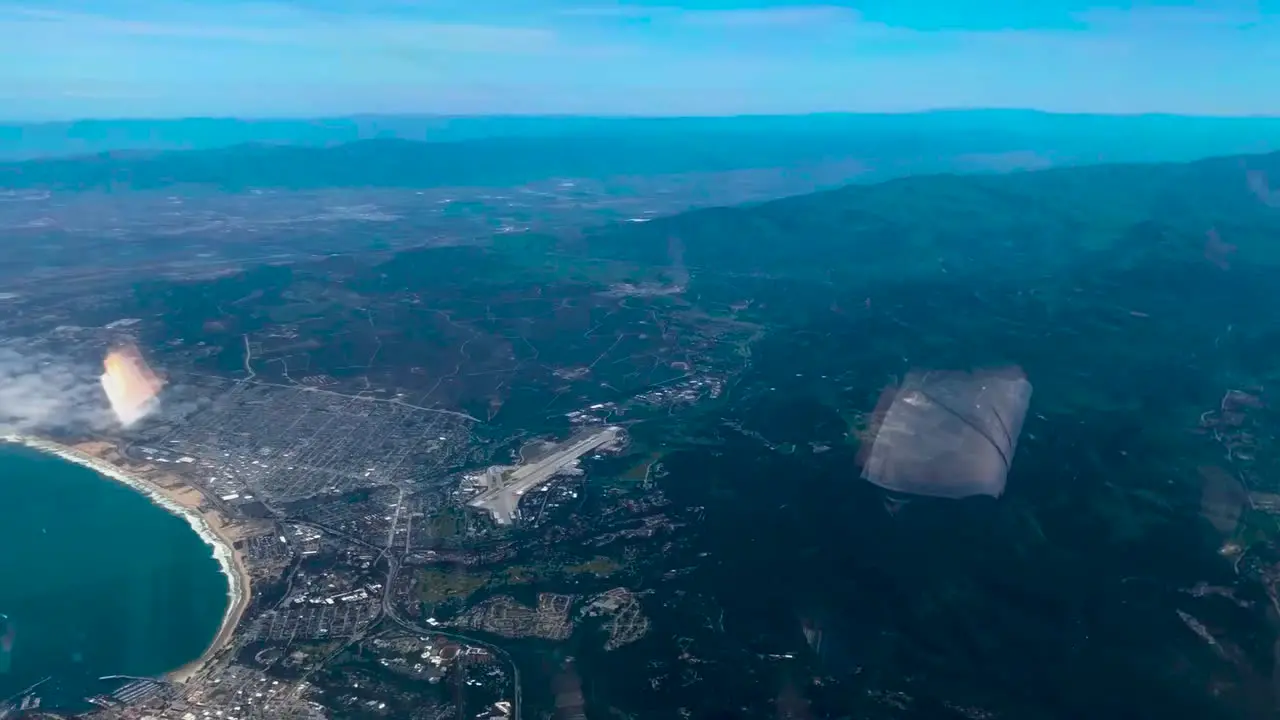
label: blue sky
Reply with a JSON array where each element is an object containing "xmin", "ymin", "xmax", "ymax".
[{"xmin": 1, "ymin": 0, "xmax": 1277, "ymax": 119}]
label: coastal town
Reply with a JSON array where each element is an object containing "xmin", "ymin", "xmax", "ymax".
[
  {"xmin": 0, "ymin": 425, "xmax": 589, "ymax": 720},
  {"xmin": 0, "ymin": 344, "xmax": 677, "ymax": 720},
  {"xmin": 0, "ymin": 268, "xmax": 743, "ymax": 720},
  {"xmin": 2, "ymin": 419, "xmax": 522, "ymax": 720},
  {"xmin": 0, "ymin": 130, "xmax": 766, "ymax": 719}
]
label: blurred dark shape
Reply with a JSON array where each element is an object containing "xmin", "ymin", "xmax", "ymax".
[
  {"xmin": 1198, "ymin": 466, "xmax": 1248, "ymax": 536},
  {"xmin": 859, "ymin": 367, "xmax": 1033, "ymax": 499},
  {"xmin": 668, "ymin": 235, "xmax": 689, "ymax": 290},
  {"xmin": 799, "ymin": 616, "xmax": 823, "ymax": 656},
  {"xmin": 0, "ymin": 614, "xmax": 12, "ymax": 675},
  {"xmin": 1200, "ymin": 388, "xmax": 1266, "ymax": 463},
  {"xmin": 1223, "ymin": 388, "xmax": 1264, "ymax": 411},
  {"xmin": 552, "ymin": 657, "xmax": 586, "ymax": 720},
  {"xmin": 1204, "ymin": 228, "xmax": 1237, "ymax": 271},
  {"xmin": 775, "ymin": 676, "xmax": 811, "ymax": 719},
  {"xmin": 796, "ymin": 602, "xmax": 868, "ymax": 678},
  {"xmin": 1246, "ymin": 169, "xmax": 1280, "ymax": 207}
]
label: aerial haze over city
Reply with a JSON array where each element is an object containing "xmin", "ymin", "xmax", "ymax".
[{"xmin": 5, "ymin": 1, "xmax": 1280, "ymax": 719}]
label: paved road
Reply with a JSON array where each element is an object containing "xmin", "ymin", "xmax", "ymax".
[
  {"xmin": 382, "ymin": 555, "xmax": 523, "ymax": 720},
  {"xmin": 287, "ymin": 519, "xmax": 523, "ymax": 718}
]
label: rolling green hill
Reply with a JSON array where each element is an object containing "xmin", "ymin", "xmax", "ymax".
[{"xmin": 569, "ymin": 150, "xmax": 1280, "ymax": 282}]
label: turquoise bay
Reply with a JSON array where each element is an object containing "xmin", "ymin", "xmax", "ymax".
[{"xmin": 0, "ymin": 443, "xmax": 227, "ymax": 706}]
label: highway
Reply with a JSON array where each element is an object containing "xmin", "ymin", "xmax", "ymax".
[
  {"xmin": 288, "ymin": 519, "xmax": 525, "ymax": 719},
  {"xmin": 382, "ymin": 554, "xmax": 522, "ymax": 720},
  {"xmin": 266, "ymin": 519, "xmax": 524, "ymax": 719}
]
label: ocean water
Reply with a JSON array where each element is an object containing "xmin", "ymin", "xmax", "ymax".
[{"xmin": 0, "ymin": 443, "xmax": 227, "ymax": 706}]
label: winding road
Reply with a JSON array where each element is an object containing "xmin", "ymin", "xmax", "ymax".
[
  {"xmin": 291, "ymin": 519, "xmax": 522, "ymax": 719},
  {"xmin": 382, "ymin": 554, "xmax": 523, "ymax": 720}
]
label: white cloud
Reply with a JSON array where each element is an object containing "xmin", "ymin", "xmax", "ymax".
[
  {"xmin": 0, "ymin": 2, "xmax": 561, "ymax": 54},
  {"xmin": 679, "ymin": 5, "xmax": 862, "ymax": 28},
  {"xmin": 0, "ymin": 345, "xmax": 116, "ymax": 435},
  {"xmin": 563, "ymin": 4, "xmax": 875, "ymax": 29}
]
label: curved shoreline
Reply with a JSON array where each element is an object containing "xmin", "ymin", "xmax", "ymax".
[{"xmin": 0, "ymin": 434, "xmax": 250, "ymax": 683}]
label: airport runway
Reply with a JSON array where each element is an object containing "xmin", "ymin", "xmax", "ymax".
[{"xmin": 469, "ymin": 427, "xmax": 620, "ymax": 524}]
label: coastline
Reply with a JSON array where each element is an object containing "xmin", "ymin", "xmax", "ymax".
[{"xmin": 0, "ymin": 434, "xmax": 251, "ymax": 684}]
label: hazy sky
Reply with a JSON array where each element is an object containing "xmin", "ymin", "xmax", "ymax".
[{"xmin": 1, "ymin": 0, "xmax": 1277, "ymax": 119}]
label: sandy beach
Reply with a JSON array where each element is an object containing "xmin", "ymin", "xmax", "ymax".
[{"xmin": 0, "ymin": 434, "xmax": 253, "ymax": 684}]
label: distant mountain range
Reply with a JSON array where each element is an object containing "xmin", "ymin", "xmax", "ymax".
[
  {"xmin": 5, "ymin": 111, "xmax": 1280, "ymax": 191},
  {"xmin": 4, "ymin": 111, "xmax": 1280, "ymax": 160}
]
